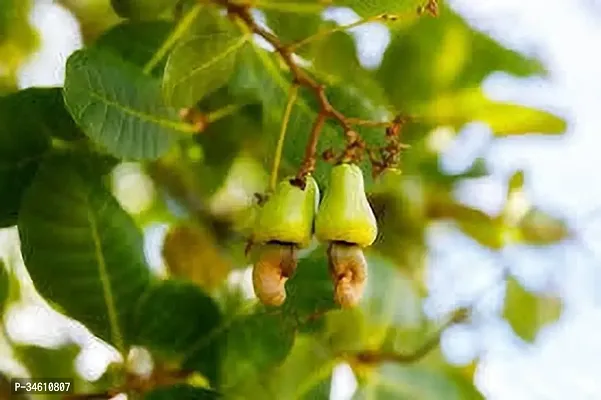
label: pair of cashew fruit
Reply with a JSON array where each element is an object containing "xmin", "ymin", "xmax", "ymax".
[{"xmin": 252, "ymin": 163, "xmax": 395, "ymax": 308}]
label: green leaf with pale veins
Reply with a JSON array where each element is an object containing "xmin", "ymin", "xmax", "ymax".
[
  {"xmin": 110, "ymin": 0, "xmax": 175, "ymax": 20},
  {"xmin": 503, "ymin": 277, "xmax": 563, "ymax": 343},
  {"xmin": 18, "ymin": 152, "xmax": 153, "ymax": 350},
  {"xmin": 163, "ymin": 31, "xmax": 249, "ymax": 108},
  {"xmin": 144, "ymin": 384, "xmax": 221, "ymax": 400},
  {"xmin": 63, "ymin": 48, "xmax": 194, "ymax": 160},
  {"xmin": 133, "ymin": 279, "xmax": 222, "ymax": 364},
  {"xmin": 0, "ymin": 88, "xmax": 83, "ymax": 227}
]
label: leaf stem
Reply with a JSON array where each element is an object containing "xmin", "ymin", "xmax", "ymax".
[
  {"xmin": 270, "ymin": 84, "xmax": 299, "ymax": 191},
  {"xmin": 230, "ymin": 0, "xmax": 327, "ymax": 13},
  {"xmin": 142, "ymin": 3, "xmax": 204, "ymax": 75},
  {"xmin": 205, "ymin": 103, "xmax": 244, "ymax": 123},
  {"xmin": 289, "ymin": 14, "xmax": 394, "ymax": 51},
  {"xmin": 295, "ymin": 111, "xmax": 326, "ymax": 184}
]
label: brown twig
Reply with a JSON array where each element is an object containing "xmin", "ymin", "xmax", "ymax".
[
  {"xmin": 63, "ymin": 367, "xmax": 195, "ymax": 400},
  {"xmin": 219, "ymin": 0, "xmax": 436, "ymax": 178},
  {"xmin": 223, "ymin": 3, "xmax": 351, "ymax": 129},
  {"xmin": 293, "ymin": 112, "xmax": 327, "ymax": 186}
]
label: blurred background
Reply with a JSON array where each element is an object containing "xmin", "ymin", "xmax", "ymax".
[{"xmin": 2, "ymin": 0, "xmax": 601, "ymax": 399}]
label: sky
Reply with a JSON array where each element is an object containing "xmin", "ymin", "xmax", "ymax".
[{"xmin": 2, "ymin": 0, "xmax": 601, "ymax": 399}]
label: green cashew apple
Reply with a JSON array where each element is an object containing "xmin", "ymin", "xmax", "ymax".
[
  {"xmin": 315, "ymin": 163, "xmax": 377, "ymax": 247},
  {"xmin": 253, "ymin": 175, "xmax": 319, "ymax": 248},
  {"xmin": 251, "ymin": 175, "xmax": 319, "ymax": 306},
  {"xmin": 315, "ymin": 163, "xmax": 378, "ymax": 308}
]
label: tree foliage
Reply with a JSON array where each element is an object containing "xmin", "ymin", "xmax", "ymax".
[{"xmin": 0, "ymin": 0, "xmax": 570, "ymax": 398}]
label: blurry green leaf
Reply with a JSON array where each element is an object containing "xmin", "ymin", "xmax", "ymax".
[
  {"xmin": 368, "ymin": 176, "xmax": 428, "ymax": 271},
  {"xmin": 362, "ymin": 253, "xmax": 424, "ymax": 330},
  {"xmin": 186, "ymin": 311, "xmax": 296, "ymax": 388},
  {"xmin": 94, "ymin": 21, "xmax": 173, "ymax": 76},
  {"xmin": 0, "ymin": 260, "xmax": 8, "ymax": 312},
  {"xmin": 503, "ymin": 277, "xmax": 563, "ymax": 342},
  {"xmin": 144, "ymin": 384, "xmax": 221, "ymax": 400},
  {"xmin": 276, "ymin": 335, "xmax": 335, "ymax": 400},
  {"xmin": 354, "ymin": 363, "xmax": 483, "ymax": 399},
  {"xmin": 18, "ymin": 152, "xmax": 152, "ymax": 349},
  {"xmin": 230, "ymin": 334, "xmax": 335, "ymax": 399},
  {"xmin": 0, "ymin": 88, "xmax": 82, "ymax": 227},
  {"xmin": 414, "ymin": 89, "xmax": 566, "ymax": 136},
  {"xmin": 63, "ymin": 48, "xmax": 190, "ymax": 160},
  {"xmin": 508, "ymin": 170, "xmax": 525, "ymax": 194},
  {"xmin": 339, "ymin": 0, "xmax": 423, "ymax": 18},
  {"xmin": 283, "ymin": 249, "xmax": 337, "ymax": 322},
  {"xmin": 0, "ymin": 0, "xmax": 39, "ymax": 87},
  {"xmin": 162, "ymin": 223, "xmax": 232, "ymax": 290},
  {"xmin": 192, "ymin": 90, "xmax": 264, "ymax": 196},
  {"xmin": 312, "ymin": 31, "xmax": 390, "ymax": 108},
  {"xmin": 15, "ymin": 343, "xmax": 80, "ymax": 380},
  {"xmin": 222, "ymin": 312, "xmax": 296, "ymax": 387},
  {"xmin": 517, "ymin": 208, "xmax": 570, "ymax": 245},
  {"xmin": 56, "ymin": 0, "xmax": 121, "ymax": 43},
  {"xmin": 110, "ymin": 0, "xmax": 174, "ymax": 20},
  {"xmin": 133, "ymin": 279, "xmax": 222, "ymax": 363},
  {"xmin": 378, "ymin": 9, "xmax": 543, "ymax": 108},
  {"xmin": 163, "ymin": 31, "xmax": 249, "ymax": 108},
  {"xmin": 263, "ymin": 8, "xmax": 324, "ymax": 56},
  {"xmin": 320, "ymin": 308, "xmax": 367, "ymax": 353},
  {"xmin": 431, "ymin": 200, "xmax": 504, "ymax": 249}
]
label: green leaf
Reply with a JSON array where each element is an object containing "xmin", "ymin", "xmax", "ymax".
[
  {"xmin": 94, "ymin": 21, "xmax": 173, "ymax": 76},
  {"xmin": 133, "ymin": 279, "xmax": 222, "ymax": 362},
  {"xmin": 14, "ymin": 343, "xmax": 81, "ymax": 380},
  {"xmin": 507, "ymin": 170, "xmax": 525, "ymax": 194},
  {"xmin": 0, "ymin": 87, "xmax": 82, "ymax": 227},
  {"xmin": 223, "ymin": 311, "xmax": 296, "ymax": 386},
  {"xmin": 163, "ymin": 31, "xmax": 249, "ymax": 108},
  {"xmin": 110, "ymin": 0, "xmax": 175, "ymax": 20},
  {"xmin": 413, "ymin": 89, "xmax": 567, "ymax": 136},
  {"xmin": 354, "ymin": 364, "xmax": 483, "ymax": 400},
  {"xmin": 230, "ymin": 43, "xmax": 385, "ymax": 185},
  {"xmin": 362, "ymin": 253, "xmax": 423, "ymax": 329},
  {"xmin": 433, "ymin": 201, "xmax": 504, "ymax": 250},
  {"xmin": 503, "ymin": 277, "xmax": 563, "ymax": 342},
  {"xmin": 339, "ymin": 0, "xmax": 423, "ymax": 18},
  {"xmin": 186, "ymin": 311, "xmax": 296, "ymax": 389},
  {"xmin": 283, "ymin": 249, "xmax": 337, "ymax": 322},
  {"xmin": 517, "ymin": 208, "xmax": 570, "ymax": 245},
  {"xmin": 0, "ymin": 260, "xmax": 9, "ymax": 313},
  {"xmin": 311, "ymin": 31, "xmax": 390, "ymax": 107},
  {"xmin": 263, "ymin": 8, "xmax": 324, "ymax": 52},
  {"xmin": 272, "ymin": 335, "xmax": 335, "ymax": 399},
  {"xmin": 144, "ymin": 384, "xmax": 221, "ymax": 400},
  {"xmin": 378, "ymin": 9, "xmax": 544, "ymax": 108},
  {"xmin": 18, "ymin": 152, "xmax": 152, "ymax": 350},
  {"xmin": 63, "ymin": 48, "xmax": 193, "ymax": 160},
  {"xmin": 0, "ymin": 0, "xmax": 39, "ymax": 88}
]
